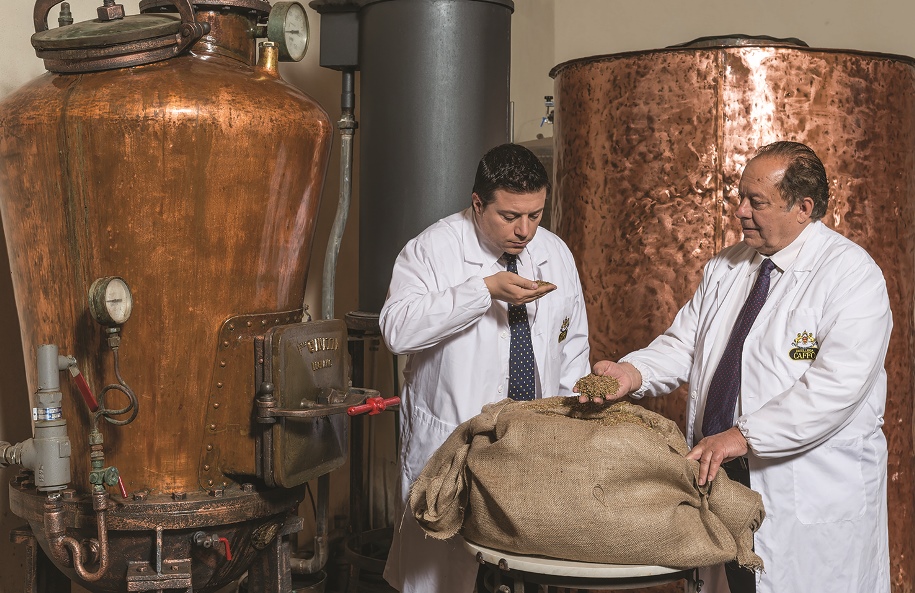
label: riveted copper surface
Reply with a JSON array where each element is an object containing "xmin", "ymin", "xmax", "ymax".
[{"xmin": 552, "ymin": 41, "xmax": 915, "ymax": 593}]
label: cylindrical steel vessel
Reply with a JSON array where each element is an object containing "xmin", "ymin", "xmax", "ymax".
[
  {"xmin": 0, "ymin": 1, "xmax": 333, "ymax": 590},
  {"xmin": 357, "ymin": 0, "xmax": 513, "ymax": 312},
  {"xmin": 551, "ymin": 37, "xmax": 915, "ymax": 593}
]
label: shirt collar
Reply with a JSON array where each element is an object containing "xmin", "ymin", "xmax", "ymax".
[{"xmin": 753, "ymin": 221, "xmax": 816, "ymax": 273}]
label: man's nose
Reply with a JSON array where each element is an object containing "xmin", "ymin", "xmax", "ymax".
[
  {"xmin": 515, "ymin": 218, "xmax": 530, "ymax": 237},
  {"xmin": 735, "ymin": 198, "xmax": 750, "ymax": 218}
]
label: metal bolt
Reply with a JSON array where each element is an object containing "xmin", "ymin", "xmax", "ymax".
[
  {"xmin": 133, "ymin": 491, "xmax": 147, "ymax": 501},
  {"xmin": 216, "ymin": 382, "xmax": 223, "ymax": 388},
  {"xmin": 137, "ymin": 565, "xmax": 147, "ymax": 573},
  {"xmin": 220, "ymin": 360, "xmax": 226, "ymax": 367},
  {"xmin": 61, "ymin": 489, "xmax": 76, "ymax": 501},
  {"xmin": 206, "ymin": 444, "xmax": 213, "ymax": 451},
  {"xmin": 228, "ymin": 324, "xmax": 235, "ymax": 331},
  {"xmin": 207, "ymin": 479, "xmax": 214, "ymax": 486},
  {"xmin": 223, "ymin": 340, "xmax": 229, "ymax": 348},
  {"xmin": 246, "ymin": 321, "xmax": 252, "ymax": 327},
  {"xmin": 241, "ymin": 483, "xmax": 254, "ymax": 493},
  {"xmin": 210, "ymin": 424, "xmax": 217, "ymax": 431},
  {"xmin": 498, "ymin": 559, "xmax": 509, "ymax": 571},
  {"xmin": 172, "ymin": 492, "xmax": 186, "ymax": 501},
  {"xmin": 213, "ymin": 402, "xmax": 220, "ymax": 409},
  {"xmin": 203, "ymin": 465, "xmax": 210, "ymax": 471}
]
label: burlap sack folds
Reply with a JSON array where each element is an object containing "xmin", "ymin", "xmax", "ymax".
[{"xmin": 409, "ymin": 397, "xmax": 764, "ymax": 571}]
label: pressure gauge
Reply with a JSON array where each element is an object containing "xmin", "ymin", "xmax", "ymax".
[
  {"xmin": 88, "ymin": 276, "xmax": 133, "ymax": 326},
  {"xmin": 266, "ymin": 2, "xmax": 310, "ymax": 62}
]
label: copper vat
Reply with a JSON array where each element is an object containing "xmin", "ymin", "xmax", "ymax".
[
  {"xmin": 0, "ymin": 0, "xmax": 334, "ymax": 590},
  {"xmin": 551, "ymin": 36, "xmax": 915, "ymax": 593}
]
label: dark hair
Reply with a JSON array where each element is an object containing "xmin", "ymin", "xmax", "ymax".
[
  {"xmin": 472, "ymin": 143, "xmax": 551, "ymax": 206},
  {"xmin": 754, "ymin": 141, "xmax": 829, "ymax": 220}
]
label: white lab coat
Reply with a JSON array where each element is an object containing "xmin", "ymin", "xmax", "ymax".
[
  {"xmin": 380, "ymin": 208, "xmax": 591, "ymax": 593},
  {"xmin": 623, "ymin": 221, "xmax": 892, "ymax": 593}
]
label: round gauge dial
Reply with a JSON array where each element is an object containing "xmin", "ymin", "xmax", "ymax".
[
  {"xmin": 89, "ymin": 276, "xmax": 133, "ymax": 326},
  {"xmin": 267, "ymin": 2, "xmax": 310, "ymax": 62}
]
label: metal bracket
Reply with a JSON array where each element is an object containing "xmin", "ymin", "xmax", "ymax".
[{"xmin": 126, "ymin": 559, "xmax": 192, "ymax": 592}]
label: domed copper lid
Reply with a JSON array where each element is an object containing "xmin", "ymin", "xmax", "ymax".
[{"xmin": 31, "ymin": 0, "xmax": 209, "ymax": 73}]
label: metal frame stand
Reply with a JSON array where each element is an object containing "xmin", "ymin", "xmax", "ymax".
[
  {"xmin": 343, "ymin": 312, "xmax": 397, "ymax": 593},
  {"xmin": 10, "ymin": 525, "xmax": 71, "ymax": 593}
]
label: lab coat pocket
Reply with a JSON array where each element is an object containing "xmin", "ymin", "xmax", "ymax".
[
  {"xmin": 403, "ymin": 407, "xmax": 459, "ymax": 484},
  {"xmin": 793, "ymin": 437, "xmax": 866, "ymax": 524},
  {"xmin": 551, "ymin": 295, "xmax": 576, "ymax": 346}
]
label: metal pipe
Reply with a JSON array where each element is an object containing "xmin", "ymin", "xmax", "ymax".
[
  {"xmin": 45, "ymin": 490, "xmax": 111, "ymax": 581},
  {"xmin": 289, "ymin": 473, "xmax": 329, "ymax": 574},
  {"xmin": 321, "ymin": 68, "xmax": 357, "ymax": 321}
]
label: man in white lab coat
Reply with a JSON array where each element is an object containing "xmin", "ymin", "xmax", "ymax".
[
  {"xmin": 588, "ymin": 141, "xmax": 892, "ymax": 593},
  {"xmin": 380, "ymin": 143, "xmax": 591, "ymax": 593}
]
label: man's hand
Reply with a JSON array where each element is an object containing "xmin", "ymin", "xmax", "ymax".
[
  {"xmin": 685, "ymin": 427, "xmax": 749, "ymax": 486},
  {"xmin": 575, "ymin": 360, "xmax": 641, "ymax": 403},
  {"xmin": 484, "ymin": 271, "xmax": 556, "ymax": 305}
]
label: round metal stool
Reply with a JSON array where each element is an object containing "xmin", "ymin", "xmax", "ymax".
[{"xmin": 464, "ymin": 540, "xmax": 702, "ymax": 593}]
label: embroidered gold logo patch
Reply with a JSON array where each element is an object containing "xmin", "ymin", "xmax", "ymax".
[
  {"xmin": 558, "ymin": 317, "xmax": 570, "ymax": 343},
  {"xmin": 789, "ymin": 330, "xmax": 819, "ymax": 361}
]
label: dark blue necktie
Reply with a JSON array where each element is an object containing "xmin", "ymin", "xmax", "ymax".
[
  {"xmin": 505, "ymin": 253, "xmax": 536, "ymax": 401},
  {"xmin": 702, "ymin": 258, "xmax": 776, "ymax": 437}
]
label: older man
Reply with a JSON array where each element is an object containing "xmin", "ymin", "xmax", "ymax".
[{"xmin": 589, "ymin": 141, "xmax": 892, "ymax": 593}]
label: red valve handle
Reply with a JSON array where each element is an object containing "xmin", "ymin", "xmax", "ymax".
[
  {"xmin": 70, "ymin": 368, "xmax": 100, "ymax": 412},
  {"xmin": 218, "ymin": 537, "xmax": 232, "ymax": 561},
  {"xmin": 347, "ymin": 396, "xmax": 400, "ymax": 416}
]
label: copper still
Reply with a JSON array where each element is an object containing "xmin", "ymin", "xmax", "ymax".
[
  {"xmin": 550, "ymin": 36, "xmax": 915, "ymax": 593},
  {"xmin": 0, "ymin": 0, "xmax": 358, "ymax": 591}
]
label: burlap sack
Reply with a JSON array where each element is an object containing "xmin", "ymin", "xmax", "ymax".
[{"xmin": 410, "ymin": 397, "xmax": 765, "ymax": 571}]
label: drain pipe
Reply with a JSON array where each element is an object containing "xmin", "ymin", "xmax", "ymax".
[
  {"xmin": 321, "ymin": 68, "xmax": 357, "ymax": 321},
  {"xmin": 295, "ymin": 67, "xmax": 357, "ymax": 577},
  {"xmin": 289, "ymin": 470, "xmax": 330, "ymax": 573}
]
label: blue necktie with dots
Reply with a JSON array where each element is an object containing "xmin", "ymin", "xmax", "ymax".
[
  {"xmin": 702, "ymin": 258, "xmax": 776, "ymax": 436},
  {"xmin": 505, "ymin": 253, "xmax": 536, "ymax": 401}
]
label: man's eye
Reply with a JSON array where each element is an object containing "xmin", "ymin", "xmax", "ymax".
[
  {"xmin": 530, "ymin": 212, "xmax": 542, "ymax": 221},
  {"xmin": 503, "ymin": 215, "xmax": 517, "ymax": 221}
]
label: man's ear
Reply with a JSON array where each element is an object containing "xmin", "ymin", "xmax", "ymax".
[
  {"xmin": 796, "ymin": 196, "xmax": 815, "ymax": 223},
  {"xmin": 472, "ymin": 192, "xmax": 484, "ymax": 214}
]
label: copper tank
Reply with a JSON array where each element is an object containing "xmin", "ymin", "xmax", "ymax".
[
  {"xmin": 0, "ymin": 0, "xmax": 333, "ymax": 590},
  {"xmin": 551, "ymin": 36, "xmax": 915, "ymax": 593}
]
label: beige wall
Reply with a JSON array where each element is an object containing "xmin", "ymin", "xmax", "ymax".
[
  {"xmin": 553, "ymin": 0, "xmax": 915, "ymax": 63},
  {"xmin": 507, "ymin": 0, "xmax": 915, "ymax": 144},
  {"xmin": 2, "ymin": 0, "xmax": 914, "ymax": 590}
]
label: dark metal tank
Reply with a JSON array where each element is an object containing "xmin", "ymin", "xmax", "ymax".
[
  {"xmin": 357, "ymin": 0, "xmax": 513, "ymax": 312},
  {"xmin": 550, "ymin": 36, "xmax": 915, "ymax": 593},
  {"xmin": 0, "ymin": 0, "xmax": 336, "ymax": 590}
]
